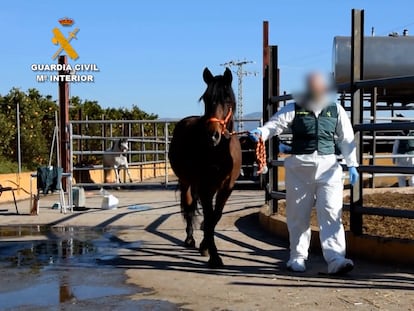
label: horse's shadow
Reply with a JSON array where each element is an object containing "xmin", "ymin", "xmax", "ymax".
[{"xmin": 101, "ymin": 210, "xmax": 414, "ymax": 292}]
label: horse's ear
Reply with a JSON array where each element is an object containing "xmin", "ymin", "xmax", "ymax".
[
  {"xmin": 223, "ymin": 67, "xmax": 232, "ymax": 85},
  {"xmin": 203, "ymin": 67, "xmax": 214, "ymax": 84}
]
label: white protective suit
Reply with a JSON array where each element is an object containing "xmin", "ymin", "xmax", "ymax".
[
  {"xmin": 392, "ymin": 139, "xmax": 414, "ymax": 187},
  {"xmin": 258, "ymin": 101, "xmax": 358, "ymax": 273}
]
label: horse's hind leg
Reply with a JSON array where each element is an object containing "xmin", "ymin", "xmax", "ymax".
[
  {"xmin": 126, "ymin": 168, "xmax": 133, "ymax": 182},
  {"xmin": 180, "ymin": 183, "xmax": 197, "ymax": 248},
  {"xmin": 114, "ymin": 167, "xmax": 120, "ymax": 184},
  {"xmin": 124, "ymin": 164, "xmax": 133, "ymax": 182}
]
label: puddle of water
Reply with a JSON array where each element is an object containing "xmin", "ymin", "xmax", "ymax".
[
  {"xmin": 0, "ymin": 225, "xmax": 48, "ymax": 238},
  {"xmin": 0, "ymin": 226, "xmax": 185, "ymax": 311},
  {"xmin": 127, "ymin": 204, "xmax": 152, "ymax": 211},
  {"xmin": 0, "ymin": 280, "xmax": 131, "ymax": 309},
  {"xmin": 0, "ymin": 225, "xmax": 148, "ymax": 310},
  {"xmin": 0, "ymin": 226, "xmax": 109, "ymax": 269}
]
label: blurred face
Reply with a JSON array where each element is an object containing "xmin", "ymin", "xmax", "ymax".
[{"xmin": 305, "ymin": 73, "xmax": 328, "ymax": 103}]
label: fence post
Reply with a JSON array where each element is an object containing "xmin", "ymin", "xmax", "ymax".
[
  {"xmin": 369, "ymin": 88, "xmax": 377, "ymax": 188},
  {"xmin": 350, "ymin": 9, "xmax": 364, "ymax": 235},
  {"xmin": 267, "ymin": 45, "xmax": 279, "ymax": 214},
  {"xmin": 262, "ymin": 21, "xmax": 271, "ymax": 207},
  {"xmin": 153, "ymin": 123, "xmax": 157, "ymax": 177},
  {"xmin": 101, "ymin": 115, "xmax": 105, "ymax": 182},
  {"xmin": 164, "ymin": 122, "xmax": 169, "ymax": 187},
  {"xmin": 58, "ymin": 55, "xmax": 70, "ymax": 189},
  {"xmin": 140, "ymin": 123, "xmax": 144, "ymax": 181}
]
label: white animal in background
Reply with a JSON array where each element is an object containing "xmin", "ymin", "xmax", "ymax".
[{"xmin": 103, "ymin": 139, "xmax": 133, "ymax": 184}]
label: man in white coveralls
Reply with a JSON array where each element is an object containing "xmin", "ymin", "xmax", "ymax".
[{"xmin": 250, "ymin": 72, "xmax": 359, "ymax": 274}]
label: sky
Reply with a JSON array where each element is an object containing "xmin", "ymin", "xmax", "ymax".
[{"xmin": 2, "ymin": 0, "xmax": 414, "ymax": 118}]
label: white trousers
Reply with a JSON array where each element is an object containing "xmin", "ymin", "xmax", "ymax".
[
  {"xmin": 395, "ymin": 156, "xmax": 414, "ymax": 187},
  {"xmin": 284, "ymin": 152, "xmax": 346, "ymax": 264}
]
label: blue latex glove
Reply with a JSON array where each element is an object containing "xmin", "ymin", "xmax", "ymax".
[
  {"xmin": 349, "ymin": 166, "xmax": 359, "ymax": 186},
  {"xmin": 249, "ymin": 129, "xmax": 262, "ymax": 143},
  {"xmin": 279, "ymin": 143, "xmax": 292, "ymax": 154}
]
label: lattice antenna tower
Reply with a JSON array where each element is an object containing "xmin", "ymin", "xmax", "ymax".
[{"xmin": 220, "ymin": 60, "xmax": 257, "ymax": 132}]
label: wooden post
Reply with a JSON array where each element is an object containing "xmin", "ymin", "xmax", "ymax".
[
  {"xmin": 263, "ymin": 21, "xmax": 269, "ymax": 79},
  {"xmin": 266, "ymin": 45, "xmax": 280, "ymax": 214},
  {"xmin": 350, "ymin": 9, "xmax": 364, "ymax": 235},
  {"xmin": 263, "ymin": 21, "xmax": 270, "ymax": 204},
  {"xmin": 58, "ymin": 55, "xmax": 70, "ymax": 188}
]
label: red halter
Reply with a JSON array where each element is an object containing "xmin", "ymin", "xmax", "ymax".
[
  {"xmin": 206, "ymin": 107, "xmax": 267, "ymax": 173},
  {"xmin": 206, "ymin": 107, "xmax": 233, "ymax": 137}
]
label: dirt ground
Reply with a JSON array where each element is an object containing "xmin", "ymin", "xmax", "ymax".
[
  {"xmin": 0, "ymin": 189, "xmax": 413, "ymax": 311},
  {"xmin": 277, "ymin": 188, "xmax": 414, "ymax": 240}
]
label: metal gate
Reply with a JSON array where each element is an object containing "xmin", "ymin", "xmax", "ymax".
[
  {"xmin": 70, "ymin": 118, "xmax": 263, "ymax": 188},
  {"xmin": 70, "ymin": 119, "xmax": 176, "ymax": 188}
]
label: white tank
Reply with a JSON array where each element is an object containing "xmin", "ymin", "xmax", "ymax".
[{"xmin": 333, "ymin": 36, "xmax": 414, "ymax": 85}]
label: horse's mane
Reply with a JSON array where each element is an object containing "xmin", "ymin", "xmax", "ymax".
[{"xmin": 199, "ymin": 76, "xmax": 236, "ymax": 111}]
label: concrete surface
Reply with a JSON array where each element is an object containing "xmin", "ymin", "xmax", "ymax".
[{"xmin": 0, "ymin": 189, "xmax": 413, "ymax": 311}]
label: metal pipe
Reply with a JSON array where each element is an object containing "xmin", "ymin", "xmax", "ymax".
[
  {"xmin": 363, "ymin": 135, "xmax": 414, "ymax": 140},
  {"xmin": 164, "ymin": 122, "xmax": 169, "ymax": 187},
  {"xmin": 355, "ymin": 121, "xmax": 414, "ymax": 132},
  {"xmin": 16, "ymin": 100, "xmax": 21, "ymax": 177},
  {"xmin": 353, "ymin": 206, "xmax": 414, "ymax": 219},
  {"xmin": 269, "ymin": 93, "xmax": 293, "ymax": 104},
  {"xmin": 358, "ymin": 165, "xmax": 414, "ymax": 174}
]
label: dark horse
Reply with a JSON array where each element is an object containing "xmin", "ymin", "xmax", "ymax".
[{"xmin": 168, "ymin": 68, "xmax": 242, "ymax": 268}]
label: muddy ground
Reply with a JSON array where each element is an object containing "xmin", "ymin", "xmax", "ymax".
[
  {"xmin": 0, "ymin": 189, "xmax": 413, "ymax": 311},
  {"xmin": 277, "ymin": 188, "xmax": 414, "ymax": 240}
]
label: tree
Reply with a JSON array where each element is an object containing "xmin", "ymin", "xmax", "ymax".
[{"xmin": 0, "ymin": 88, "xmax": 158, "ymax": 171}]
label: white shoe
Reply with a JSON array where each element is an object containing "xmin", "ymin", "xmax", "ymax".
[
  {"xmin": 287, "ymin": 258, "xmax": 306, "ymax": 272},
  {"xmin": 328, "ymin": 258, "xmax": 354, "ymax": 275}
]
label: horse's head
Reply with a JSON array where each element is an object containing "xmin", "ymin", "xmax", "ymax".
[
  {"xmin": 118, "ymin": 139, "xmax": 129, "ymax": 153},
  {"xmin": 200, "ymin": 67, "xmax": 235, "ymax": 147}
]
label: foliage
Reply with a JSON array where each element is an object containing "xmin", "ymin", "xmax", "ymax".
[
  {"xmin": 0, "ymin": 88, "xmax": 158, "ymax": 173},
  {"xmin": 0, "ymin": 156, "xmax": 29, "ymax": 174}
]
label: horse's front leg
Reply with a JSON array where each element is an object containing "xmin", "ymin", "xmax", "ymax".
[
  {"xmin": 114, "ymin": 166, "xmax": 120, "ymax": 184},
  {"xmin": 199, "ymin": 191, "xmax": 223, "ymax": 268}
]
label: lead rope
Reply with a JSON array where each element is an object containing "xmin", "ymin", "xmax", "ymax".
[{"xmin": 256, "ymin": 137, "xmax": 267, "ymax": 174}]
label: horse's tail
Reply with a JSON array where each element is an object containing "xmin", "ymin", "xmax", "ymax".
[{"xmin": 178, "ymin": 181, "xmax": 201, "ymax": 218}]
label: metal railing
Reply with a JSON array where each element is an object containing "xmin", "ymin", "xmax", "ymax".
[
  {"xmin": 70, "ymin": 118, "xmax": 263, "ymax": 188},
  {"xmin": 70, "ymin": 119, "xmax": 177, "ymax": 187},
  {"xmin": 262, "ymin": 12, "xmax": 414, "ymax": 239}
]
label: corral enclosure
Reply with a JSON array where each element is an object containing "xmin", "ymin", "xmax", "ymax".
[
  {"xmin": 71, "ymin": 119, "xmax": 175, "ymax": 186},
  {"xmin": 70, "ymin": 118, "xmax": 263, "ymax": 187},
  {"xmin": 262, "ymin": 11, "xmax": 414, "ymax": 240}
]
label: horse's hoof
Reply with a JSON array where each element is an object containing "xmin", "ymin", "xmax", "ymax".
[
  {"xmin": 184, "ymin": 237, "xmax": 196, "ymax": 248},
  {"xmin": 199, "ymin": 240, "xmax": 209, "ymax": 256},
  {"xmin": 208, "ymin": 256, "xmax": 224, "ymax": 269},
  {"xmin": 200, "ymin": 248, "xmax": 209, "ymax": 257}
]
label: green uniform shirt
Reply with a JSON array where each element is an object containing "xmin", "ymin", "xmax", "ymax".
[{"xmin": 291, "ymin": 103, "xmax": 338, "ymax": 155}]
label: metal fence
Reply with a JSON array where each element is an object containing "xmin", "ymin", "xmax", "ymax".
[
  {"xmin": 262, "ymin": 11, "xmax": 414, "ymax": 238},
  {"xmin": 70, "ymin": 119, "xmax": 176, "ymax": 187},
  {"xmin": 70, "ymin": 118, "xmax": 262, "ymax": 188}
]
